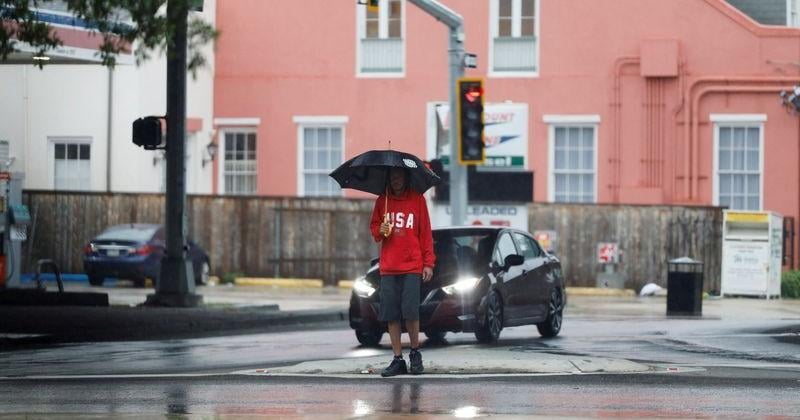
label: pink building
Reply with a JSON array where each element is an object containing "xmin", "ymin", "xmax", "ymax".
[{"xmin": 213, "ymin": 0, "xmax": 800, "ymax": 261}]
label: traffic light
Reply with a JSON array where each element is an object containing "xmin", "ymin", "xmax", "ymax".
[
  {"xmin": 366, "ymin": 0, "xmax": 379, "ymax": 13},
  {"xmin": 457, "ymin": 78, "xmax": 485, "ymax": 164}
]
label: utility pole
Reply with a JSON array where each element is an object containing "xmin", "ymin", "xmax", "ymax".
[
  {"xmin": 146, "ymin": 0, "xmax": 201, "ymax": 307},
  {"xmin": 407, "ymin": 0, "xmax": 467, "ymax": 226}
]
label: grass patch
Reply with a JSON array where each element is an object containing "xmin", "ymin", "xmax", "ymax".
[{"xmin": 220, "ymin": 272, "xmax": 243, "ymax": 285}]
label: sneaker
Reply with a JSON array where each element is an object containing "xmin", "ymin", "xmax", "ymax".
[
  {"xmin": 409, "ymin": 350, "xmax": 424, "ymax": 375},
  {"xmin": 381, "ymin": 357, "xmax": 408, "ymax": 377}
]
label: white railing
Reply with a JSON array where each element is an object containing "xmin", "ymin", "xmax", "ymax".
[
  {"xmin": 360, "ymin": 37, "xmax": 403, "ymax": 73},
  {"xmin": 493, "ymin": 36, "xmax": 537, "ymax": 72}
]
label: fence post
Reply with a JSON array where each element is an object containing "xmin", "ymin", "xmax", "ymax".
[{"xmin": 273, "ymin": 206, "xmax": 281, "ymax": 278}]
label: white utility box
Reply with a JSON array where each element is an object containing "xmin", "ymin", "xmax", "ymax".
[{"xmin": 721, "ymin": 211, "xmax": 783, "ymax": 299}]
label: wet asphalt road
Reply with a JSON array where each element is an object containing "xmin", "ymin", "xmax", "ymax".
[
  {"xmin": 3, "ymin": 373, "xmax": 800, "ymax": 418},
  {"xmin": 2, "ymin": 297, "xmax": 800, "ymax": 417}
]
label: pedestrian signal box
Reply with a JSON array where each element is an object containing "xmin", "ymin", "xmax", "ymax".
[
  {"xmin": 457, "ymin": 78, "xmax": 485, "ymax": 164},
  {"xmin": 132, "ymin": 116, "xmax": 165, "ymax": 150}
]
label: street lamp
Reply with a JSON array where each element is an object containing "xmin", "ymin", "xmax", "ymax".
[
  {"xmin": 202, "ymin": 141, "xmax": 218, "ymax": 167},
  {"xmin": 780, "ymin": 86, "xmax": 800, "ymax": 115}
]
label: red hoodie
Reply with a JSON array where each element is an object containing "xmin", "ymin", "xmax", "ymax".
[{"xmin": 370, "ymin": 190, "xmax": 435, "ymax": 275}]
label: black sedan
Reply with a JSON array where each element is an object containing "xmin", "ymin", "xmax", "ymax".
[
  {"xmin": 83, "ymin": 224, "xmax": 210, "ymax": 287},
  {"xmin": 349, "ymin": 226, "xmax": 566, "ymax": 346}
]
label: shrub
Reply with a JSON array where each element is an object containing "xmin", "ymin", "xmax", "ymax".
[
  {"xmin": 221, "ymin": 272, "xmax": 243, "ymax": 285},
  {"xmin": 781, "ymin": 271, "xmax": 800, "ymax": 299}
]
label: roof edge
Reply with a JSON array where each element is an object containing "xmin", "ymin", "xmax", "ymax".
[{"xmin": 704, "ymin": 0, "xmax": 800, "ymax": 37}]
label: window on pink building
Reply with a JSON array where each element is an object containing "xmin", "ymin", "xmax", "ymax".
[
  {"xmin": 358, "ymin": 0, "xmax": 404, "ymax": 75},
  {"xmin": 550, "ymin": 126, "xmax": 596, "ymax": 203},
  {"xmin": 222, "ymin": 131, "xmax": 257, "ymax": 195},
  {"xmin": 490, "ymin": 0, "xmax": 538, "ymax": 75},
  {"xmin": 716, "ymin": 125, "xmax": 762, "ymax": 211},
  {"xmin": 300, "ymin": 126, "xmax": 344, "ymax": 197}
]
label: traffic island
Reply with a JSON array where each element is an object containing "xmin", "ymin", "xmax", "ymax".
[{"xmin": 242, "ymin": 347, "xmax": 681, "ymax": 377}]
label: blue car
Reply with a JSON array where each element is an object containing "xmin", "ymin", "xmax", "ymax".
[{"xmin": 83, "ymin": 224, "xmax": 210, "ymax": 287}]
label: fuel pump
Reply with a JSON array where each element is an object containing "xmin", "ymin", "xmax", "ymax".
[{"xmin": 0, "ymin": 172, "xmax": 29, "ymax": 288}]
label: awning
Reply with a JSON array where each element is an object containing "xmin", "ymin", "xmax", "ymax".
[{"xmin": 1, "ymin": 5, "xmax": 134, "ymax": 65}]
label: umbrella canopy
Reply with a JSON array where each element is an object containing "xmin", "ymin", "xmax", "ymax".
[{"xmin": 329, "ymin": 150, "xmax": 441, "ymax": 195}]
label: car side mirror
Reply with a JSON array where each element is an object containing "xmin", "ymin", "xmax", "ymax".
[{"xmin": 504, "ymin": 254, "xmax": 524, "ymax": 268}]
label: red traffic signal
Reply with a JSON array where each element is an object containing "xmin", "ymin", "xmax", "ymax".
[
  {"xmin": 464, "ymin": 85, "xmax": 483, "ymax": 103},
  {"xmin": 457, "ymin": 78, "xmax": 485, "ymax": 164}
]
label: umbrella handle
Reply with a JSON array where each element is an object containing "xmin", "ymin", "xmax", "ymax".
[{"xmin": 383, "ymin": 187, "xmax": 392, "ymax": 237}]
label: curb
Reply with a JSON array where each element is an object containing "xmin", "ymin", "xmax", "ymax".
[
  {"xmin": 338, "ymin": 280, "xmax": 354, "ymax": 289},
  {"xmin": 566, "ymin": 287, "xmax": 636, "ymax": 297},
  {"xmin": 0, "ymin": 306, "xmax": 347, "ymax": 344},
  {"xmin": 235, "ymin": 277, "xmax": 324, "ymax": 288}
]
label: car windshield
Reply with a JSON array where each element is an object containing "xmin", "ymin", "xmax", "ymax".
[
  {"xmin": 96, "ymin": 226, "xmax": 159, "ymax": 242},
  {"xmin": 433, "ymin": 229, "xmax": 497, "ymax": 274}
]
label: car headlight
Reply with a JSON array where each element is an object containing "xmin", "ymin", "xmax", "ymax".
[
  {"xmin": 353, "ymin": 276, "xmax": 376, "ymax": 297},
  {"xmin": 442, "ymin": 277, "xmax": 480, "ymax": 295}
]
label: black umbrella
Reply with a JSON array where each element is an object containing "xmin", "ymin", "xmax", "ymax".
[{"xmin": 329, "ymin": 149, "xmax": 441, "ymax": 195}]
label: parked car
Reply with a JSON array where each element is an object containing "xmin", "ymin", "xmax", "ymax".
[
  {"xmin": 349, "ymin": 226, "xmax": 566, "ymax": 346},
  {"xmin": 83, "ymin": 224, "xmax": 210, "ymax": 287}
]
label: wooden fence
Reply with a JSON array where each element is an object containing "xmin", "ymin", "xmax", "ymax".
[
  {"xmin": 22, "ymin": 191, "xmax": 722, "ymax": 291},
  {"xmin": 529, "ymin": 203, "xmax": 723, "ymax": 293},
  {"xmin": 22, "ymin": 191, "xmax": 378, "ymax": 284}
]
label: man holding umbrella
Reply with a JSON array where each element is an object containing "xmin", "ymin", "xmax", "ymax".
[
  {"xmin": 330, "ymin": 150, "xmax": 439, "ymax": 377},
  {"xmin": 370, "ymin": 166, "xmax": 435, "ymax": 376}
]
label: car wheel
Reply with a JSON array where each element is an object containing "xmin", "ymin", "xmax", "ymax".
[
  {"xmin": 537, "ymin": 288, "xmax": 564, "ymax": 338},
  {"xmin": 88, "ymin": 274, "xmax": 104, "ymax": 287},
  {"xmin": 196, "ymin": 261, "xmax": 210, "ymax": 286},
  {"xmin": 424, "ymin": 331, "xmax": 447, "ymax": 341},
  {"xmin": 355, "ymin": 330, "xmax": 383, "ymax": 347},
  {"xmin": 475, "ymin": 290, "xmax": 503, "ymax": 344}
]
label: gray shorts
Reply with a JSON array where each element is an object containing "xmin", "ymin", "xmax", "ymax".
[{"xmin": 378, "ymin": 274, "xmax": 421, "ymax": 322}]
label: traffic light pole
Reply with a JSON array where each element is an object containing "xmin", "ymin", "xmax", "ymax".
[
  {"xmin": 146, "ymin": 0, "xmax": 201, "ymax": 307},
  {"xmin": 407, "ymin": 0, "xmax": 467, "ymax": 226}
]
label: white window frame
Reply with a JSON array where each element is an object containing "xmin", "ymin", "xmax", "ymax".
[
  {"xmin": 488, "ymin": 0, "xmax": 540, "ymax": 78},
  {"xmin": 48, "ymin": 136, "xmax": 92, "ymax": 191},
  {"xmin": 217, "ymin": 125, "xmax": 258, "ymax": 196},
  {"xmin": 545, "ymin": 115, "xmax": 600, "ymax": 203},
  {"xmin": 711, "ymin": 114, "xmax": 766, "ymax": 210},
  {"xmin": 294, "ymin": 116, "xmax": 348, "ymax": 197},
  {"xmin": 356, "ymin": 0, "xmax": 406, "ymax": 78},
  {"xmin": 788, "ymin": 0, "xmax": 799, "ymax": 26}
]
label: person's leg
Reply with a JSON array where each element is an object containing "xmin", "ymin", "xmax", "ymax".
[
  {"xmin": 401, "ymin": 274, "xmax": 424, "ymax": 374},
  {"xmin": 400, "ymin": 274, "xmax": 422, "ymax": 345},
  {"xmin": 405, "ymin": 319, "xmax": 420, "ymax": 349},
  {"xmin": 388, "ymin": 320, "xmax": 402, "ymax": 356},
  {"xmin": 380, "ymin": 275, "xmax": 408, "ymax": 377}
]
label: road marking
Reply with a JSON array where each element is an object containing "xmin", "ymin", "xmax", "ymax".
[{"xmin": 0, "ymin": 373, "xmax": 224, "ymax": 380}]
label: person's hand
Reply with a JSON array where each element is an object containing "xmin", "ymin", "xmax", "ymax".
[
  {"xmin": 422, "ymin": 266, "xmax": 433, "ymax": 282},
  {"xmin": 379, "ymin": 221, "xmax": 392, "ymax": 237}
]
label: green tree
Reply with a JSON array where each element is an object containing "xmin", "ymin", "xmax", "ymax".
[{"xmin": 0, "ymin": 0, "xmax": 217, "ymax": 72}]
